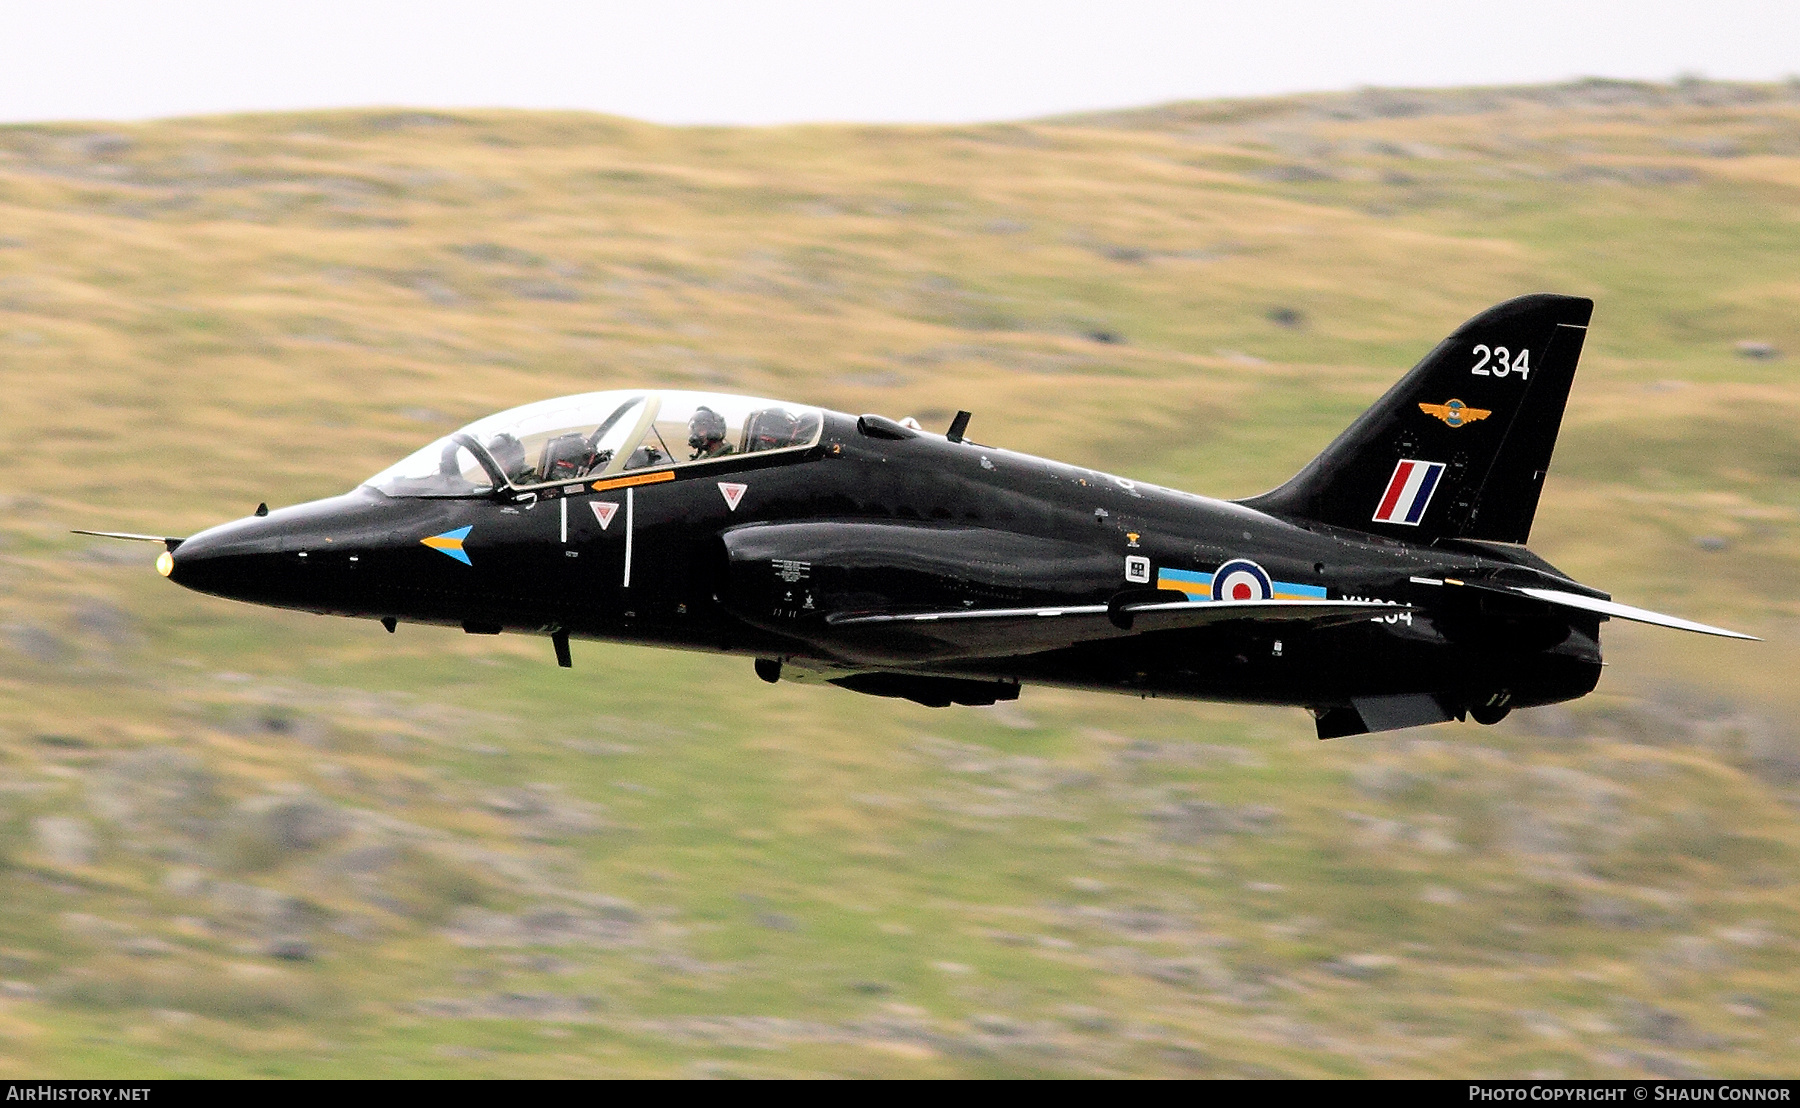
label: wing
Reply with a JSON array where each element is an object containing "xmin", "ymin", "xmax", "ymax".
[
  {"xmin": 822, "ymin": 598, "xmax": 1408, "ymax": 663},
  {"xmin": 720, "ymin": 521, "xmax": 1406, "ymax": 665}
]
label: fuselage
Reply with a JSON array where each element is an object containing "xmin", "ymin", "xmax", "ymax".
[{"xmin": 167, "ymin": 407, "xmax": 1604, "ymax": 716}]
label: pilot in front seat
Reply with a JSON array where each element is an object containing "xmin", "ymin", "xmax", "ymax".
[{"xmin": 485, "ymin": 432, "xmax": 531, "ymax": 484}]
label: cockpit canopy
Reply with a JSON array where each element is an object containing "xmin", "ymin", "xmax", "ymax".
[{"xmin": 365, "ymin": 390, "xmax": 825, "ymax": 498}]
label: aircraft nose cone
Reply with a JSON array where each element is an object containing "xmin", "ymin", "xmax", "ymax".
[
  {"xmin": 162, "ymin": 490, "xmax": 407, "ymax": 612},
  {"xmin": 165, "ymin": 517, "xmax": 281, "ymax": 600}
]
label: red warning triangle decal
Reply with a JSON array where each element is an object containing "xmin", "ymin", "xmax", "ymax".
[
  {"xmin": 590, "ymin": 501, "xmax": 618, "ymax": 530},
  {"xmin": 718, "ymin": 482, "xmax": 747, "ymax": 511}
]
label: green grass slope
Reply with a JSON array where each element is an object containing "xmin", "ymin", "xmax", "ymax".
[{"xmin": 0, "ymin": 79, "xmax": 1797, "ymax": 1076}]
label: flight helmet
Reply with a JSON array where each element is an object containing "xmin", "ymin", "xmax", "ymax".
[{"xmin": 687, "ymin": 406, "xmax": 729, "ymax": 455}]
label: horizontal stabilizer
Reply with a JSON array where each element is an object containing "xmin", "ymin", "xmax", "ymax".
[
  {"xmin": 1510, "ymin": 586, "xmax": 1758, "ymax": 641},
  {"xmin": 71, "ymin": 529, "xmax": 185, "ymax": 550},
  {"xmin": 824, "ymin": 598, "xmax": 1407, "ymax": 663}
]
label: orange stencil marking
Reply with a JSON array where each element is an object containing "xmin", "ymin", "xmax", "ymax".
[{"xmin": 591, "ymin": 471, "xmax": 676, "ymax": 492}]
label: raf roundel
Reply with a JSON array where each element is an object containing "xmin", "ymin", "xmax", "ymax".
[{"xmin": 1211, "ymin": 559, "xmax": 1273, "ymax": 602}]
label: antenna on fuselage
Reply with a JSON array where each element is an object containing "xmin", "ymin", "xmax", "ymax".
[{"xmin": 946, "ymin": 411, "xmax": 972, "ymax": 443}]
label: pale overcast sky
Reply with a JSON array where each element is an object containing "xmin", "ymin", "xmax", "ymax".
[{"xmin": 1, "ymin": 0, "xmax": 1795, "ymax": 126}]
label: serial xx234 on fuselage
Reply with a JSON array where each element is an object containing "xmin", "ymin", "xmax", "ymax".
[{"xmin": 88, "ymin": 294, "xmax": 1755, "ymax": 739}]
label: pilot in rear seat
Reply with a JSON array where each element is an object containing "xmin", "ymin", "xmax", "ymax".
[
  {"xmin": 745, "ymin": 409, "xmax": 800, "ymax": 452},
  {"xmin": 688, "ymin": 407, "xmax": 735, "ymax": 460}
]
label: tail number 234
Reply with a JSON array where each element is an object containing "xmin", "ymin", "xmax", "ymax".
[{"xmin": 1471, "ymin": 344, "xmax": 1530, "ymax": 380}]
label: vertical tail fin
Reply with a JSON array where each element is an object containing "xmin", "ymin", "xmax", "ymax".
[{"xmin": 1241, "ymin": 293, "xmax": 1592, "ymax": 544}]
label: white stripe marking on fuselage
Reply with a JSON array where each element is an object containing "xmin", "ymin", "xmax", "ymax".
[{"xmin": 623, "ymin": 487, "xmax": 634, "ymax": 588}]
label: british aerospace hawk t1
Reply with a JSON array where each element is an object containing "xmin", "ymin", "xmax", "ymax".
[{"xmin": 80, "ymin": 294, "xmax": 1755, "ymax": 739}]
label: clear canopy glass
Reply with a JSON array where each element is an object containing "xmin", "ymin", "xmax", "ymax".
[{"xmin": 365, "ymin": 389, "xmax": 824, "ymax": 497}]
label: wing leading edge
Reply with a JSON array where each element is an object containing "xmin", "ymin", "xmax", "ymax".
[
  {"xmin": 812, "ymin": 583, "xmax": 1756, "ymax": 667},
  {"xmin": 822, "ymin": 598, "xmax": 1408, "ymax": 663}
]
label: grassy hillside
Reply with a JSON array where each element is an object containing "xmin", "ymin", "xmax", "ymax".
[{"xmin": 1, "ymin": 78, "xmax": 1798, "ymax": 1076}]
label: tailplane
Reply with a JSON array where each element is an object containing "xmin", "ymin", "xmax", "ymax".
[{"xmin": 1242, "ymin": 294, "xmax": 1593, "ymax": 544}]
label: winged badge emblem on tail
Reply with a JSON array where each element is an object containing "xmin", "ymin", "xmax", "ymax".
[{"xmin": 1419, "ymin": 399, "xmax": 1492, "ymax": 428}]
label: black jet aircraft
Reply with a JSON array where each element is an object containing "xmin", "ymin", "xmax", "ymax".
[{"xmin": 81, "ymin": 294, "xmax": 1754, "ymax": 739}]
